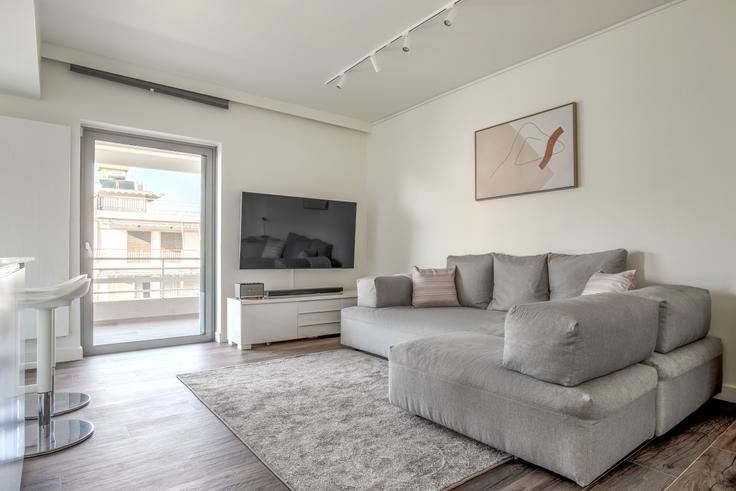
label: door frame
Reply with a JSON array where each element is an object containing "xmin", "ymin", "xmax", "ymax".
[{"xmin": 80, "ymin": 127, "xmax": 217, "ymax": 355}]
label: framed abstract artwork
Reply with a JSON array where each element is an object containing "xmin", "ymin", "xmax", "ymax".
[{"xmin": 475, "ymin": 102, "xmax": 578, "ymax": 200}]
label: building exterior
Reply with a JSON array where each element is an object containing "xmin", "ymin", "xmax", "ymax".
[{"xmin": 93, "ymin": 164, "xmax": 200, "ymax": 323}]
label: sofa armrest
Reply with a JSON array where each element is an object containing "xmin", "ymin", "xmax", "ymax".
[
  {"xmin": 627, "ymin": 285, "xmax": 711, "ymax": 353},
  {"xmin": 502, "ymin": 293, "xmax": 660, "ymax": 386},
  {"xmin": 357, "ymin": 275, "xmax": 412, "ymax": 308}
]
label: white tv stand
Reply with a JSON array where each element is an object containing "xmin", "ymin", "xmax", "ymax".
[{"xmin": 226, "ymin": 290, "xmax": 357, "ymax": 350}]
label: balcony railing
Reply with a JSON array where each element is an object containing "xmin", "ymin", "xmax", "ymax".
[
  {"xmin": 92, "ymin": 255, "xmax": 200, "ymax": 302},
  {"xmin": 95, "ymin": 248, "xmax": 199, "ymax": 260},
  {"xmin": 95, "ymin": 196, "xmax": 200, "ymax": 216},
  {"xmin": 96, "ymin": 195, "xmax": 147, "ymax": 212},
  {"xmin": 146, "ymin": 201, "xmax": 201, "ymax": 216}
]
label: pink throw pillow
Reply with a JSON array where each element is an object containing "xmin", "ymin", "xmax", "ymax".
[
  {"xmin": 410, "ymin": 266, "xmax": 460, "ymax": 308},
  {"xmin": 582, "ymin": 270, "xmax": 637, "ymax": 296}
]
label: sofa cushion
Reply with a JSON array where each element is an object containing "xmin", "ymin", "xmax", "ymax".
[
  {"xmin": 643, "ymin": 336, "xmax": 722, "ymax": 381},
  {"xmin": 299, "ymin": 256, "xmax": 332, "ymax": 268},
  {"xmin": 489, "ymin": 253, "xmax": 549, "ymax": 311},
  {"xmin": 628, "ymin": 285, "xmax": 711, "ymax": 353},
  {"xmin": 357, "ymin": 275, "xmax": 412, "ymax": 308},
  {"xmin": 390, "ymin": 332, "xmax": 656, "ymax": 421},
  {"xmin": 341, "ymin": 306, "xmax": 506, "ymax": 357},
  {"xmin": 548, "ymin": 249, "xmax": 628, "ymax": 300},
  {"xmin": 389, "ymin": 333, "xmax": 657, "ymax": 486},
  {"xmin": 503, "ymin": 293, "xmax": 660, "ymax": 386},
  {"xmin": 343, "ymin": 306, "xmax": 506, "ymax": 337},
  {"xmin": 642, "ymin": 336, "xmax": 723, "ymax": 435},
  {"xmin": 411, "ymin": 266, "xmax": 460, "ymax": 308},
  {"xmin": 447, "ymin": 253, "xmax": 494, "ymax": 309}
]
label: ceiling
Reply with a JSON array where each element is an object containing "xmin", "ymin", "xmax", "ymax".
[{"xmin": 37, "ymin": 0, "xmax": 672, "ymax": 123}]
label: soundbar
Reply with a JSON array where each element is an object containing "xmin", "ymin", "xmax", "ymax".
[{"xmin": 264, "ymin": 287, "xmax": 344, "ymax": 298}]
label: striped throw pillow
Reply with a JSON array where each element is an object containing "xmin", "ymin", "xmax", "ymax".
[
  {"xmin": 581, "ymin": 270, "xmax": 637, "ymax": 296},
  {"xmin": 411, "ymin": 266, "xmax": 460, "ymax": 308}
]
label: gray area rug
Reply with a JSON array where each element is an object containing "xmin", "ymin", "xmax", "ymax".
[{"xmin": 178, "ymin": 349, "xmax": 510, "ymax": 490}]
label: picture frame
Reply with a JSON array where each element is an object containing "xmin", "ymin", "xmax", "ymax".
[{"xmin": 475, "ymin": 102, "xmax": 578, "ymax": 201}]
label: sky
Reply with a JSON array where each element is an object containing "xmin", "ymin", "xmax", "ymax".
[{"xmin": 96, "ymin": 166, "xmax": 201, "ymax": 205}]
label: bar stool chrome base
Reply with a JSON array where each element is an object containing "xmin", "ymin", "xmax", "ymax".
[
  {"xmin": 25, "ymin": 392, "xmax": 91, "ymax": 420},
  {"xmin": 21, "ymin": 276, "xmax": 94, "ymax": 458},
  {"xmin": 24, "ymin": 419, "xmax": 94, "ymax": 457}
]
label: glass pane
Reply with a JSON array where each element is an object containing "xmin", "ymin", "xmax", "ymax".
[{"xmin": 91, "ymin": 140, "xmax": 203, "ymax": 346}]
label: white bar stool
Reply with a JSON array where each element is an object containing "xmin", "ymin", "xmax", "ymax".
[
  {"xmin": 24, "ymin": 275, "xmax": 92, "ymax": 420},
  {"xmin": 22, "ymin": 275, "xmax": 94, "ymax": 457}
]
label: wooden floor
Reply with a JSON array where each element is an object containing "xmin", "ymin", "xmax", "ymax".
[{"xmin": 21, "ymin": 338, "xmax": 736, "ymax": 490}]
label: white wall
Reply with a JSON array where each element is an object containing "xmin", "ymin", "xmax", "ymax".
[
  {"xmin": 0, "ymin": 58, "xmax": 367, "ymax": 360},
  {"xmin": 0, "ymin": 115, "xmax": 72, "ymax": 347},
  {"xmin": 182, "ymin": 232, "xmax": 199, "ymax": 253},
  {"xmin": 366, "ymin": 1, "xmax": 736, "ymax": 396}
]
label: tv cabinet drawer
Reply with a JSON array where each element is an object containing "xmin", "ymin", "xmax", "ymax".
[
  {"xmin": 298, "ymin": 310, "xmax": 340, "ymax": 326},
  {"xmin": 298, "ymin": 322, "xmax": 341, "ymax": 338},
  {"xmin": 242, "ymin": 303, "xmax": 298, "ymax": 344},
  {"xmin": 298, "ymin": 299, "xmax": 343, "ymax": 313}
]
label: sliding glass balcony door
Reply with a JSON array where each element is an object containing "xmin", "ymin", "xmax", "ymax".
[{"xmin": 81, "ymin": 128, "xmax": 215, "ymax": 354}]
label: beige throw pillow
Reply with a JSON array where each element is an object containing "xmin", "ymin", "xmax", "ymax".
[
  {"xmin": 411, "ymin": 266, "xmax": 460, "ymax": 308},
  {"xmin": 581, "ymin": 270, "xmax": 637, "ymax": 295}
]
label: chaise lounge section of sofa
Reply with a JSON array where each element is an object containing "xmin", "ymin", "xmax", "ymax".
[{"xmin": 341, "ymin": 249, "xmax": 722, "ymax": 486}]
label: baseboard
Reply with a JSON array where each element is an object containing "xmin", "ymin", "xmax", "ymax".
[
  {"xmin": 57, "ymin": 346, "xmax": 84, "ymax": 362},
  {"xmin": 716, "ymin": 384, "xmax": 736, "ymax": 404},
  {"xmin": 214, "ymin": 331, "xmax": 227, "ymax": 343}
]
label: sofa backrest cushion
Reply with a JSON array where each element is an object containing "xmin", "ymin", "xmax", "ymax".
[
  {"xmin": 489, "ymin": 253, "xmax": 549, "ymax": 311},
  {"xmin": 282, "ymin": 232, "xmax": 312, "ymax": 259},
  {"xmin": 242, "ymin": 236, "xmax": 267, "ymax": 258},
  {"xmin": 548, "ymin": 249, "xmax": 628, "ymax": 300},
  {"xmin": 261, "ymin": 237, "xmax": 286, "ymax": 259},
  {"xmin": 628, "ymin": 285, "xmax": 711, "ymax": 353},
  {"xmin": 502, "ymin": 293, "xmax": 660, "ymax": 386},
  {"xmin": 306, "ymin": 238, "xmax": 333, "ymax": 258},
  {"xmin": 357, "ymin": 275, "xmax": 412, "ymax": 308},
  {"xmin": 447, "ymin": 253, "xmax": 494, "ymax": 309}
]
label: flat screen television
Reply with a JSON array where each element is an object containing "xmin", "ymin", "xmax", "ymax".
[{"xmin": 239, "ymin": 192, "xmax": 357, "ymax": 270}]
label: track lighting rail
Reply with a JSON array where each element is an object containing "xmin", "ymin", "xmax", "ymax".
[{"xmin": 324, "ymin": 0, "xmax": 464, "ymax": 87}]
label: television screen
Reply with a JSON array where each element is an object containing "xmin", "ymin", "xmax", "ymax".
[{"xmin": 239, "ymin": 192, "xmax": 357, "ymax": 270}]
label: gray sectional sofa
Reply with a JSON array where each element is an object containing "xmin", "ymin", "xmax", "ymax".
[{"xmin": 341, "ymin": 249, "xmax": 722, "ymax": 486}]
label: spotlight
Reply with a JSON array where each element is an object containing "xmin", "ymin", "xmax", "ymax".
[
  {"xmin": 401, "ymin": 33, "xmax": 410, "ymax": 53},
  {"xmin": 369, "ymin": 53, "xmax": 381, "ymax": 73},
  {"xmin": 336, "ymin": 73, "xmax": 346, "ymax": 89},
  {"xmin": 443, "ymin": 6, "xmax": 457, "ymax": 27}
]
